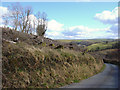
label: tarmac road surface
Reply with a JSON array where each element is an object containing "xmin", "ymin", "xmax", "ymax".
[{"xmin": 60, "ymin": 63, "xmax": 119, "ymax": 88}]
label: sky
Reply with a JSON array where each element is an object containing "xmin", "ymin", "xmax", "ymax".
[{"xmin": 0, "ymin": 1, "xmax": 119, "ymax": 39}]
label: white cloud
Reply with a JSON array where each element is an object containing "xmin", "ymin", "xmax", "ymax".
[
  {"xmin": 46, "ymin": 20, "xmax": 117, "ymax": 39},
  {"xmin": 0, "ymin": 6, "xmax": 8, "ymax": 16},
  {"xmin": 93, "ymin": 7, "xmax": 118, "ymax": 39},
  {"xmin": 45, "ymin": 19, "xmax": 118, "ymax": 39},
  {"xmin": 108, "ymin": 23, "xmax": 118, "ymax": 34},
  {"xmin": 69, "ymin": 25, "xmax": 109, "ymax": 32},
  {"xmin": 28, "ymin": 14, "xmax": 38, "ymax": 27},
  {"xmin": 41, "ymin": 19, "xmax": 65, "ymax": 39},
  {"xmin": 0, "ymin": 6, "xmax": 9, "ymax": 24},
  {"xmin": 48, "ymin": 20, "xmax": 64, "ymax": 31},
  {"xmin": 62, "ymin": 25, "xmax": 114, "ymax": 39},
  {"xmin": 45, "ymin": 31, "xmax": 65, "ymax": 39},
  {"xmin": 95, "ymin": 7, "xmax": 119, "ymax": 24}
]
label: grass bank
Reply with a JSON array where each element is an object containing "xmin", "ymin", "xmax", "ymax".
[{"xmin": 2, "ymin": 40, "xmax": 105, "ymax": 88}]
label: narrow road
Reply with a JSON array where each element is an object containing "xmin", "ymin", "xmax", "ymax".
[{"xmin": 61, "ymin": 63, "xmax": 119, "ymax": 88}]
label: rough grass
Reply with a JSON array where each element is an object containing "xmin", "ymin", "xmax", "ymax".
[
  {"xmin": 100, "ymin": 64, "xmax": 106, "ymax": 73},
  {"xmin": 2, "ymin": 40, "xmax": 104, "ymax": 88}
]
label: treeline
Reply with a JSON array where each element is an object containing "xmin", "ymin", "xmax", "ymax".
[{"xmin": 2, "ymin": 3, "xmax": 48, "ymax": 37}]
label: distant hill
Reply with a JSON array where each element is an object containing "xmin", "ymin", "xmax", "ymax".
[{"xmin": 58, "ymin": 38, "xmax": 120, "ymax": 65}]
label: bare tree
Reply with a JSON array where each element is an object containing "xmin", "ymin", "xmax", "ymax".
[
  {"xmin": 2, "ymin": 16, "xmax": 9, "ymax": 28},
  {"xmin": 36, "ymin": 12, "xmax": 48, "ymax": 37},
  {"xmin": 41, "ymin": 12, "xmax": 48, "ymax": 34},
  {"xmin": 6, "ymin": 3, "xmax": 33, "ymax": 33},
  {"xmin": 36, "ymin": 11, "xmax": 41, "ymax": 26},
  {"xmin": 4, "ymin": 20, "xmax": 8, "ymax": 27},
  {"xmin": 25, "ymin": 7, "xmax": 32, "ymax": 33},
  {"xmin": 2, "ymin": 3, "xmax": 48, "ymax": 37},
  {"xmin": 19, "ymin": 7, "xmax": 32, "ymax": 33},
  {"xmin": 8, "ymin": 3, "xmax": 22, "ymax": 31}
]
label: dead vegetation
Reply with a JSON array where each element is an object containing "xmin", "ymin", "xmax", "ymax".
[
  {"xmin": 94, "ymin": 49, "xmax": 120, "ymax": 65},
  {"xmin": 2, "ymin": 27, "xmax": 104, "ymax": 88}
]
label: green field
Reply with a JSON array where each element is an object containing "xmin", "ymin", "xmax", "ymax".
[
  {"xmin": 57, "ymin": 39, "xmax": 117, "ymax": 52},
  {"xmin": 57, "ymin": 39, "xmax": 115, "ymax": 43},
  {"xmin": 87, "ymin": 41, "xmax": 117, "ymax": 52},
  {"xmin": 56, "ymin": 39, "xmax": 83, "ymax": 43}
]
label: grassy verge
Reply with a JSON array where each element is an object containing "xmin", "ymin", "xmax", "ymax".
[
  {"xmin": 98, "ymin": 63, "xmax": 106, "ymax": 73},
  {"xmin": 63, "ymin": 63, "xmax": 106, "ymax": 85},
  {"xmin": 2, "ymin": 41, "xmax": 104, "ymax": 88}
]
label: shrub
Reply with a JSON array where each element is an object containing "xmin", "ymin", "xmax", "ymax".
[
  {"xmin": 49, "ymin": 43, "xmax": 55, "ymax": 47},
  {"xmin": 42, "ymin": 42, "xmax": 46, "ymax": 47},
  {"xmin": 55, "ymin": 45, "xmax": 64, "ymax": 49}
]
